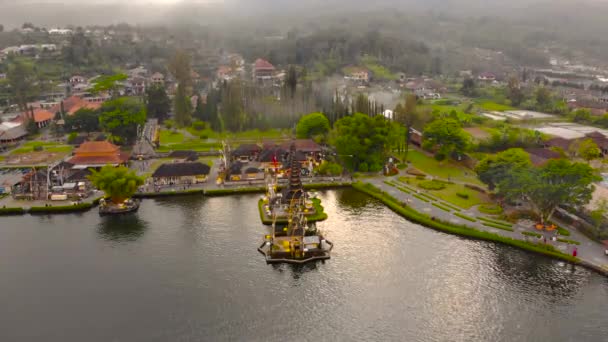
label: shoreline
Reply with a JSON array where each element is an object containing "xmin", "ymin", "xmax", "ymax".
[{"xmin": 2, "ymin": 180, "xmax": 606, "ymax": 277}]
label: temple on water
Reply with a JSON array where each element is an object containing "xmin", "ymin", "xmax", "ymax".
[{"xmin": 258, "ymin": 143, "xmax": 332, "ymax": 263}]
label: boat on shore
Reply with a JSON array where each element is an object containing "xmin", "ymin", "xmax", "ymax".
[{"xmin": 98, "ymin": 198, "xmax": 140, "ymax": 216}]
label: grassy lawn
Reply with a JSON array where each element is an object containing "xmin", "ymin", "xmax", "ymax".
[
  {"xmin": 474, "ymin": 99, "xmax": 514, "ymax": 112},
  {"xmin": 404, "ymin": 149, "xmax": 484, "ymax": 185},
  {"xmin": 156, "ymin": 142, "xmax": 222, "ymax": 152},
  {"xmin": 10, "ymin": 141, "xmax": 73, "ymax": 154},
  {"xmin": 159, "ymin": 130, "xmax": 185, "ymax": 144},
  {"xmin": 399, "ymin": 177, "xmax": 491, "ymax": 209}
]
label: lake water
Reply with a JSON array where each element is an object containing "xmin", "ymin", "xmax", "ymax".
[{"xmin": 1, "ymin": 189, "xmax": 607, "ymax": 341}]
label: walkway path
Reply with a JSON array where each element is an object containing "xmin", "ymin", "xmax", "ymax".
[{"xmin": 367, "ymin": 175, "xmax": 608, "ymax": 273}]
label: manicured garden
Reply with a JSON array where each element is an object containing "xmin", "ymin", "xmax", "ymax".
[
  {"xmin": 398, "ymin": 176, "xmax": 490, "ymax": 209},
  {"xmin": 10, "ymin": 141, "xmax": 73, "ymax": 154},
  {"xmin": 404, "ymin": 150, "xmax": 483, "ymax": 185}
]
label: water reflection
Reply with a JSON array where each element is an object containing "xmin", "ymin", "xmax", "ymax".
[
  {"xmin": 336, "ymin": 188, "xmax": 376, "ymax": 211},
  {"xmin": 97, "ymin": 214, "xmax": 148, "ymax": 242}
]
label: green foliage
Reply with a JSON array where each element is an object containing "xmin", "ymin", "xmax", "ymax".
[
  {"xmin": 432, "ymin": 203, "xmax": 452, "ymax": 212},
  {"xmin": 316, "ymin": 161, "xmax": 343, "ymax": 176},
  {"xmin": 475, "ymin": 148, "xmax": 532, "ymax": 190},
  {"xmin": 332, "ymin": 113, "xmax": 393, "ymax": 171},
  {"xmin": 461, "ymin": 78, "xmax": 476, "ymax": 97},
  {"xmin": 456, "ymin": 192, "xmax": 469, "ymax": 199},
  {"xmin": 191, "ymin": 120, "xmax": 207, "ymax": 131},
  {"xmin": 418, "ymin": 180, "xmax": 446, "ymax": 190},
  {"xmin": 422, "ymin": 118, "xmax": 470, "ymax": 157},
  {"xmin": 482, "ymin": 222, "xmax": 515, "ymax": 232},
  {"xmin": 30, "ymin": 203, "xmax": 93, "ymax": 214},
  {"xmin": 557, "ymin": 238, "xmax": 581, "ymax": 245},
  {"xmin": 88, "ymin": 165, "xmax": 144, "ymax": 204},
  {"xmin": 7, "ymin": 59, "xmax": 37, "ymax": 110},
  {"xmin": 68, "ymin": 132, "xmax": 78, "ymax": 144},
  {"xmin": 145, "ymin": 85, "xmax": 171, "ymax": 122},
  {"xmin": 98, "ymin": 97, "xmax": 146, "ymax": 144},
  {"xmin": 25, "ymin": 119, "xmax": 39, "ymax": 135},
  {"xmin": 570, "ymin": 109, "xmax": 592, "ymax": 123},
  {"xmin": 296, "ymin": 112, "xmax": 330, "ymax": 140},
  {"xmin": 578, "ymin": 138, "xmax": 601, "ymax": 163},
  {"xmin": 478, "ymin": 204, "xmax": 503, "ymax": 215},
  {"xmin": 522, "ymin": 231, "xmax": 542, "ymax": 238},
  {"xmin": 454, "ymin": 212, "xmax": 477, "ymax": 222},
  {"xmin": 499, "ymin": 159, "xmax": 601, "ymax": 223},
  {"xmin": 64, "ymin": 108, "xmax": 99, "ymax": 133},
  {"xmin": 0, "ymin": 207, "xmax": 25, "ymax": 215},
  {"xmin": 91, "ymin": 73, "xmax": 127, "ymax": 96}
]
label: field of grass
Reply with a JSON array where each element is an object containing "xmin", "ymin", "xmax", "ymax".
[
  {"xmin": 159, "ymin": 130, "xmax": 185, "ymax": 144},
  {"xmin": 10, "ymin": 141, "xmax": 73, "ymax": 154},
  {"xmin": 400, "ymin": 177, "xmax": 491, "ymax": 209},
  {"xmin": 474, "ymin": 99, "xmax": 514, "ymax": 112},
  {"xmin": 360, "ymin": 56, "xmax": 397, "ymax": 80},
  {"xmin": 403, "ymin": 150, "xmax": 484, "ymax": 185},
  {"xmin": 156, "ymin": 141, "xmax": 222, "ymax": 152}
]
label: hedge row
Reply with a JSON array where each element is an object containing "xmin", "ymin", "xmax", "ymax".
[
  {"xmin": 432, "ymin": 203, "xmax": 452, "ymax": 212},
  {"xmin": 412, "ymin": 193, "xmax": 430, "ymax": 203},
  {"xmin": 522, "ymin": 231, "xmax": 542, "ymax": 238},
  {"xmin": 557, "ymin": 238, "xmax": 581, "ymax": 245},
  {"xmin": 29, "ymin": 203, "xmax": 93, "ymax": 214},
  {"xmin": 478, "ymin": 204, "xmax": 503, "ymax": 215},
  {"xmin": 477, "ymin": 216, "xmax": 513, "ymax": 228},
  {"xmin": 440, "ymin": 202, "xmax": 462, "ymax": 212},
  {"xmin": 454, "ymin": 212, "xmax": 477, "ymax": 222},
  {"xmin": 353, "ymin": 182, "xmax": 579, "ymax": 264},
  {"xmin": 482, "ymin": 222, "xmax": 515, "ymax": 232},
  {"xmin": 204, "ymin": 187, "xmax": 265, "ymax": 196},
  {"xmin": 0, "ymin": 207, "xmax": 25, "ymax": 215}
]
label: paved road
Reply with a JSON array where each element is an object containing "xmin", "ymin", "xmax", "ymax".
[{"xmin": 368, "ymin": 176, "xmax": 608, "ymax": 272}]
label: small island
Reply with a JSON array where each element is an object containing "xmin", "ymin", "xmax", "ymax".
[{"xmin": 88, "ymin": 165, "xmax": 144, "ymax": 216}]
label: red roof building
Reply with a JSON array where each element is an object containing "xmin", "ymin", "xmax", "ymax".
[
  {"xmin": 67, "ymin": 141, "xmax": 130, "ymax": 168},
  {"xmin": 253, "ymin": 58, "xmax": 276, "ymax": 81},
  {"xmin": 51, "ymin": 96, "xmax": 104, "ymax": 116}
]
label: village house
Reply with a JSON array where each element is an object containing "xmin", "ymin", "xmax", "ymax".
[
  {"xmin": 52, "ymin": 95, "xmax": 103, "ymax": 116},
  {"xmin": 67, "ymin": 141, "xmax": 130, "ymax": 169},
  {"xmin": 344, "ymin": 67, "xmax": 370, "ymax": 84},
  {"xmin": 404, "ymin": 78, "xmax": 445, "ymax": 99},
  {"xmin": 478, "ymin": 72, "xmax": 497, "ymax": 82},
  {"xmin": 232, "ymin": 144, "xmax": 262, "ymax": 162},
  {"xmin": 70, "ymin": 75, "xmax": 86, "ymax": 85},
  {"xmin": 15, "ymin": 108, "xmax": 54, "ymax": 128},
  {"xmin": 152, "ymin": 162, "xmax": 210, "ymax": 185},
  {"xmin": 281, "ymin": 139, "xmax": 322, "ymax": 157},
  {"xmin": 150, "ymin": 72, "xmax": 165, "ymax": 86},
  {"xmin": 253, "ymin": 58, "xmax": 276, "ymax": 83},
  {"xmin": 0, "ymin": 122, "xmax": 27, "ymax": 145}
]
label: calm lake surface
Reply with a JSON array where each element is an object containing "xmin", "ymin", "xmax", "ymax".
[{"xmin": 1, "ymin": 189, "xmax": 607, "ymax": 342}]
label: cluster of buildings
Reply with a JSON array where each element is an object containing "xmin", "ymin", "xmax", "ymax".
[
  {"xmin": 0, "ymin": 44, "xmax": 58, "ymax": 60},
  {"xmin": 225, "ymin": 139, "xmax": 323, "ymax": 182}
]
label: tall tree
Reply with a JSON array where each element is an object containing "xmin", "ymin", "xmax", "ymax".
[
  {"xmin": 221, "ymin": 79, "xmax": 245, "ymax": 132},
  {"xmin": 394, "ymin": 93, "xmax": 419, "ymax": 161},
  {"xmin": 354, "ymin": 93, "xmax": 370, "ymax": 115},
  {"xmin": 7, "ymin": 59, "xmax": 37, "ymax": 111},
  {"xmin": 285, "ymin": 65, "xmax": 298, "ymax": 99},
  {"xmin": 296, "ymin": 112, "xmax": 330, "ymax": 141},
  {"xmin": 88, "ymin": 165, "xmax": 144, "ymax": 204},
  {"xmin": 64, "ymin": 108, "xmax": 99, "ymax": 134},
  {"xmin": 499, "ymin": 159, "xmax": 600, "ymax": 224},
  {"xmin": 145, "ymin": 85, "xmax": 171, "ymax": 122},
  {"xmin": 98, "ymin": 97, "xmax": 146, "ymax": 145},
  {"xmin": 475, "ymin": 148, "xmax": 532, "ymax": 191},
  {"xmin": 507, "ymin": 76, "xmax": 524, "ymax": 106},
  {"xmin": 460, "ymin": 78, "xmax": 476, "ymax": 97},
  {"xmin": 578, "ymin": 138, "xmax": 601, "ymax": 164},
  {"xmin": 535, "ymin": 86, "xmax": 552, "ymax": 110},
  {"xmin": 422, "ymin": 118, "xmax": 470, "ymax": 159},
  {"xmin": 168, "ymin": 50, "xmax": 193, "ymax": 126}
]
